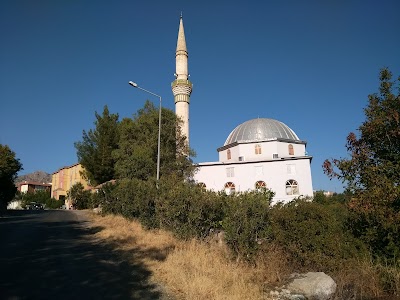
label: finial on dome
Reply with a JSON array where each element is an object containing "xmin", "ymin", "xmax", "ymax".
[{"xmin": 180, "ymin": 11, "xmax": 183, "ymax": 18}]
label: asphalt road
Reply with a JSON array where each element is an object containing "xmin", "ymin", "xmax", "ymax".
[{"xmin": 0, "ymin": 210, "xmax": 173, "ymax": 300}]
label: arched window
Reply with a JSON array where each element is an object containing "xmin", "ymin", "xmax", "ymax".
[
  {"xmin": 255, "ymin": 180, "xmax": 267, "ymax": 191},
  {"xmin": 227, "ymin": 149, "xmax": 231, "ymax": 160},
  {"xmin": 255, "ymin": 144, "xmax": 262, "ymax": 155},
  {"xmin": 285, "ymin": 179, "xmax": 299, "ymax": 195},
  {"xmin": 288, "ymin": 144, "xmax": 294, "ymax": 155},
  {"xmin": 224, "ymin": 182, "xmax": 235, "ymax": 194},
  {"xmin": 198, "ymin": 182, "xmax": 206, "ymax": 189}
]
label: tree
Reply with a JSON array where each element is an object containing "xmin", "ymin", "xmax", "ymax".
[
  {"xmin": 75, "ymin": 105, "xmax": 119, "ymax": 186},
  {"xmin": 112, "ymin": 101, "xmax": 196, "ymax": 181},
  {"xmin": 0, "ymin": 144, "xmax": 23, "ymax": 211},
  {"xmin": 323, "ymin": 68, "xmax": 400, "ymax": 259},
  {"xmin": 323, "ymin": 68, "xmax": 400, "ymax": 204},
  {"xmin": 67, "ymin": 183, "xmax": 91, "ymax": 210}
]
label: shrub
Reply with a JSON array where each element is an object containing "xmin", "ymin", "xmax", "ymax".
[
  {"xmin": 92, "ymin": 181, "xmax": 118, "ymax": 213},
  {"xmin": 222, "ymin": 189, "xmax": 274, "ymax": 261},
  {"xmin": 130, "ymin": 178, "xmax": 158, "ymax": 229},
  {"xmin": 157, "ymin": 176, "xmax": 225, "ymax": 240},
  {"xmin": 67, "ymin": 183, "xmax": 91, "ymax": 209},
  {"xmin": 348, "ymin": 207, "xmax": 400, "ymax": 263},
  {"xmin": 45, "ymin": 197, "xmax": 64, "ymax": 209},
  {"xmin": 269, "ymin": 199, "xmax": 367, "ymax": 271},
  {"xmin": 21, "ymin": 190, "xmax": 63, "ymax": 209},
  {"xmin": 112, "ymin": 178, "xmax": 143, "ymax": 219}
]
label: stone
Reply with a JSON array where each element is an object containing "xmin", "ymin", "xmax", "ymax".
[{"xmin": 286, "ymin": 272, "xmax": 336, "ymax": 300}]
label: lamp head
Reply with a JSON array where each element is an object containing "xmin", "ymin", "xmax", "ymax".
[{"xmin": 128, "ymin": 81, "xmax": 138, "ymax": 88}]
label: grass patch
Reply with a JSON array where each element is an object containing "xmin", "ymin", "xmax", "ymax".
[
  {"xmin": 85, "ymin": 211, "xmax": 264, "ymax": 299},
  {"xmin": 84, "ymin": 210, "xmax": 400, "ymax": 299}
]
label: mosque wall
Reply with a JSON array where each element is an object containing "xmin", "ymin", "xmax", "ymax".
[
  {"xmin": 218, "ymin": 141, "xmax": 307, "ymax": 162},
  {"xmin": 195, "ymin": 157, "xmax": 313, "ymax": 204}
]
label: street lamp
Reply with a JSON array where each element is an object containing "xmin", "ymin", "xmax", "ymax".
[{"xmin": 128, "ymin": 81, "xmax": 162, "ymax": 182}]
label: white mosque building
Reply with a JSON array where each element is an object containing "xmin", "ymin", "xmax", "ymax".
[{"xmin": 172, "ymin": 17, "xmax": 313, "ymax": 204}]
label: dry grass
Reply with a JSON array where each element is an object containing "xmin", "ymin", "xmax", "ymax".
[
  {"xmin": 84, "ymin": 211, "xmax": 400, "ymax": 299},
  {"xmin": 85, "ymin": 212, "xmax": 266, "ymax": 299},
  {"xmin": 157, "ymin": 239, "xmax": 263, "ymax": 300}
]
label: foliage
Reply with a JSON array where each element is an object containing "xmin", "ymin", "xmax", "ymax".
[
  {"xmin": 75, "ymin": 105, "xmax": 119, "ymax": 186},
  {"xmin": 20, "ymin": 190, "xmax": 63, "ymax": 209},
  {"xmin": 91, "ymin": 181, "xmax": 114, "ymax": 209},
  {"xmin": 323, "ymin": 68, "xmax": 400, "ymax": 262},
  {"xmin": 113, "ymin": 178, "xmax": 158, "ymax": 228},
  {"xmin": 94, "ymin": 181, "xmax": 119, "ymax": 214},
  {"xmin": 67, "ymin": 182, "xmax": 91, "ymax": 209},
  {"xmin": 269, "ymin": 199, "xmax": 367, "ymax": 271},
  {"xmin": 157, "ymin": 176, "xmax": 225, "ymax": 239},
  {"xmin": 313, "ymin": 191, "xmax": 351, "ymax": 205},
  {"xmin": 349, "ymin": 208, "xmax": 400, "ymax": 261},
  {"xmin": 323, "ymin": 68, "xmax": 400, "ymax": 201},
  {"xmin": 112, "ymin": 101, "xmax": 196, "ymax": 181},
  {"xmin": 0, "ymin": 144, "xmax": 23, "ymax": 211},
  {"xmin": 221, "ymin": 189, "xmax": 274, "ymax": 260}
]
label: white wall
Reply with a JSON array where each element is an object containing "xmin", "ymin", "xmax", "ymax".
[
  {"xmin": 194, "ymin": 157, "xmax": 313, "ymax": 204},
  {"xmin": 20, "ymin": 184, "xmax": 28, "ymax": 193},
  {"xmin": 219, "ymin": 141, "xmax": 306, "ymax": 162}
]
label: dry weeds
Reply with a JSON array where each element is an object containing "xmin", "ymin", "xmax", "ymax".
[
  {"xmin": 85, "ymin": 212, "xmax": 265, "ymax": 299},
  {"xmin": 84, "ymin": 211, "xmax": 400, "ymax": 299}
]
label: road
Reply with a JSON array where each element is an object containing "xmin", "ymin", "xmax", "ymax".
[{"xmin": 0, "ymin": 210, "xmax": 173, "ymax": 300}]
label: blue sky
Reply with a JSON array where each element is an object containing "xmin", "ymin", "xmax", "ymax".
[{"xmin": 1, "ymin": 0, "xmax": 399, "ymax": 193}]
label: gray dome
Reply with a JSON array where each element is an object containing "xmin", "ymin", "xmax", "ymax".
[{"xmin": 224, "ymin": 118, "xmax": 299, "ymax": 146}]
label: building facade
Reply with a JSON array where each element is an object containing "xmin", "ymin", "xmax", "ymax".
[
  {"xmin": 17, "ymin": 181, "xmax": 52, "ymax": 195},
  {"xmin": 194, "ymin": 119, "xmax": 314, "ymax": 204},
  {"xmin": 51, "ymin": 163, "xmax": 90, "ymax": 203}
]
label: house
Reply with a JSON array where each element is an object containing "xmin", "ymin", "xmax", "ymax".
[
  {"xmin": 17, "ymin": 181, "xmax": 52, "ymax": 195},
  {"xmin": 51, "ymin": 163, "xmax": 91, "ymax": 207}
]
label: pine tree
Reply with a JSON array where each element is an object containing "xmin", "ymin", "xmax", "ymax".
[
  {"xmin": 112, "ymin": 101, "xmax": 196, "ymax": 181},
  {"xmin": 75, "ymin": 105, "xmax": 119, "ymax": 186}
]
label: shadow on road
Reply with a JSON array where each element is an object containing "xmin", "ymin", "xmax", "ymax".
[{"xmin": 0, "ymin": 210, "xmax": 171, "ymax": 300}]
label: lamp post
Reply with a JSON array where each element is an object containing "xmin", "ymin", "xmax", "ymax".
[{"xmin": 128, "ymin": 81, "xmax": 162, "ymax": 182}]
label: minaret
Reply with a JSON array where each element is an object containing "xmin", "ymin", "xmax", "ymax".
[{"xmin": 172, "ymin": 15, "xmax": 192, "ymax": 145}]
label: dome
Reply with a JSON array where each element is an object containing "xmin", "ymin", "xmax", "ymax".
[{"xmin": 224, "ymin": 118, "xmax": 300, "ymax": 146}]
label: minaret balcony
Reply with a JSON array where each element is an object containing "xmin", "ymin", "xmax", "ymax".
[{"xmin": 171, "ymin": 79, "xmax": 193, "ymax": 89}]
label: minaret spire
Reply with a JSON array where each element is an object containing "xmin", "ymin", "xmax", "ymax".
[{"xmin": 172, "ymin": 15, "xmax": 192, "ymax": 146}]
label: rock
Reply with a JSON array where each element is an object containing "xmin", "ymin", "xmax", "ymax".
[
  {"xmin": 286, "ymin": 272, "xmax": 336, "ymax": 300},
  {"xmin": 93, "ymin": 206, "xmax": 102, "ymax": 214}
]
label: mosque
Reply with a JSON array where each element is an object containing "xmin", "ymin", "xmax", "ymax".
[{"xmin": 171, "ymin": 17, "xmax": 313, "ymax": 204}]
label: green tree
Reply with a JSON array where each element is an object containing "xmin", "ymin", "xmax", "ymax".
[
  {"xmin": 75, "ymin": 105, "xmax": 119, "ymax": 186},
  {"xmin": 67, "ymin": 182, "xmax": 91, "ymax": 210},
  {"xmin": 323, "ymin": 68, "xmax": 400, "ymax": 202},
  {"xmin": 113, "ymin": 101, "xmax": 196, "ymax": 181},
  {"xmin": 323, "ymin": 68, "xmax": 400, "ymax": 260},
  {"xmin": 0, "ymin": 144, "xmax": 23, "ymax": 211}
]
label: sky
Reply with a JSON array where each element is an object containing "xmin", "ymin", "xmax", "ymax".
[{"xmin": 1, "ymin": 0, "xmax": 399, "ymax": 193}]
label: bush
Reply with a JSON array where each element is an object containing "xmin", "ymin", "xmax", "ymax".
[
  {"xmin": 102, "ymin": 178, "xmax": 158, "ymax": 228},
  {"xmin": 128, "ymin": 178, "xmax": 158, "ymax": 229},
  {"xmin": 157, "ymin": 176, "xmax": 225, "ymax": 240},
  {"xmin": 222, "ymin": 189, "xmax": 274, "ymax": 261},
  {"xmin": 21, "ymin": 190, "xmax": 63, "ymax": 209},
  {"xmin": 269, "ymin": 198, "xmax": 367, "ymax": 271},
  {"xmin": 348, "ymin": 207, "xmax": 400, "ymax": 263},
  {"xmin": 45, "ymin": 197, "xmax": 64, "ymax": 209},
  {"xmin": 92, "ymin": 181, "xmax": 118, "ymax": 213}
]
